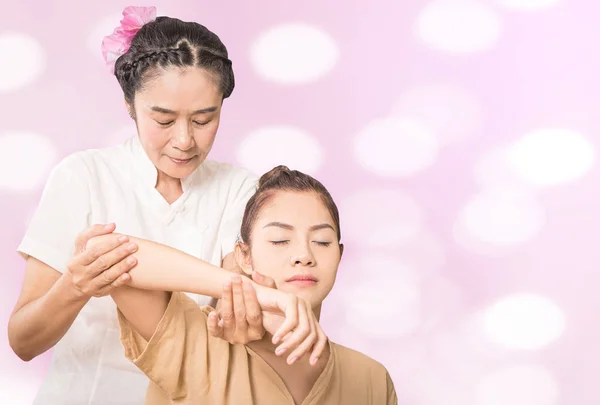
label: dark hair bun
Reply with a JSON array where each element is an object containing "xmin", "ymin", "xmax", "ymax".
[{"xmin": 258, "ymin": 165, "xmax": 291, "ymax": 189}]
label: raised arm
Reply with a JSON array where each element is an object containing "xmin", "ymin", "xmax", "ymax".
[{"xmin": 87, "ymin": 233, "xmax": 320, "ymax": 363}]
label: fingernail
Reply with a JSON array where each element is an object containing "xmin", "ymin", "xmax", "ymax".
[
  {"xmin": 288, "ymin": 356, "xmax": 297, "ymax": 365},
  {"xmin": 275, "ymin": 346, "xmax": 285, "ymax": 356},
  {"xmin": 127, "ymin": 242, "xmax": 137, "ymax": 251},
  {"xmin": 104, "ymin": 224, "xmax": 113, "ymax": 230},
  {"xmin": 126, "ymin": 257, "xmax": 136, "ymax": 265},
  {"xmin": 272, "ymin": 335, "xmax": 280, "ymax": 345},
  {"xmin": 311, "ymin": 356, "xmax": 318, "ymax": 365},
  {"xmin": 118, "ymin": 235, "xmax": 128, "ymax": 243}
]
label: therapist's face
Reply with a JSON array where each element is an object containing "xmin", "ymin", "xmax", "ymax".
[
  {"xmin": 236, "ymin": 191, "xmax": 343, "ymax": 311},
  {"xmin": 129, "ymin": 66, "xmax": 223, "ymax": 180}
]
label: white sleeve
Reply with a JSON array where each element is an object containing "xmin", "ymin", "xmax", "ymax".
[
  {"xmin": 219, "ymin": 170, "xmax": 258, "ymax": 258},
  {"xmin": 17, "ymin": 154, "xmax": 92, "ymax": 273}
]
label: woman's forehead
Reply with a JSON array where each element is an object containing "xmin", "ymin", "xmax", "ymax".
[{"xmin": 255, "ymin": 191, "xmax": 334, "ymax": 227}]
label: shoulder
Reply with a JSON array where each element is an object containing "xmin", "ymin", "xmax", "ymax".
[
  {"xmin": 51, "ymin": 142, "xmax": 127, "ymax": 179},
  {"xmin": 331, "ymin": 342, "xmax": 391, "ymax": 377}
]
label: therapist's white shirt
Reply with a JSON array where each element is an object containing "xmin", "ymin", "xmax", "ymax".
[{"xmin": 18, "ymin": 136, "xmax": 257, "ymax": 405}]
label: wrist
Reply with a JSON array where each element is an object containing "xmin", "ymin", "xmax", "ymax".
[{"xmin": 57, "ymin": 272, "xmax": 91, "ymax": 305}]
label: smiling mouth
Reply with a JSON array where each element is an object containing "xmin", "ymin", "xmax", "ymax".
[{"xmin": 169, "ymin": 156, "xmax": 195, "ymax": 164}]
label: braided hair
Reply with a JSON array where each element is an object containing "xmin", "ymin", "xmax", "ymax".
[{"xmin": 114, "ymin": 16, "xmax": 234, "ymax": 108}]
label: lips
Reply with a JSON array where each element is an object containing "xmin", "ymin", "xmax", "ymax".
[
  {"xmin": 169, "ymin": 156, "xmax": 194, "ymax": 164},
  {"xmin": 286, "ymin": 274, "xmax": 318, "ymax": 282}
]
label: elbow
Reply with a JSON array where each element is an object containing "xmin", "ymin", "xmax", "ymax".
[
  {"xmin": 7, "ymin": 321, "xmax": 36, "ymax": 362},
  {"xmin": 13, "ymin": 348, "xmax": 35, "ymax": 362},
  {"xmin": 8, "ymin": 339, "xmax": 35, "ymax": 362}
]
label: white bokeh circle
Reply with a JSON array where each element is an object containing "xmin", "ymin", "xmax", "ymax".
[
  {"xmin": 507, "ymin": 128, "xmax": 595, "ymax": 187},
  {"xmin": 343, "ymin": 257, "xmax": 422, "ymax": 338},
  {"xmin": 250, "ymin": 23, "xmax": 339, "ymax": 84},
  {"xmin": 483, "ymin": 293, "xmax": 565, "ymax": 350},
  {"xmin": 237, "ymin": 126, "xmax": 324, "ymax": 175},
  {"xmin": 476, "ymin": 364, "xmax": 559, "ymax": 405},
  {"xmin": 496, "ymin": 0, "xmax": 560, "ymax": 11},
  {"xmin": 392, "ymin": 84, "xmax": 482, "ymax": 144},
  {"xmin": 0, "ymin": 131, "xmax": 59, "ymax": 192},
  {"xmin": 416, "ymin": 0, "xmax": 502, "ymax": 54},
  {"xmin": 0, "ymin": 33, "xmax": 45, "ymax": 93},
  {"xmin": 475, "ymin": 147, "xmax": 523, "ymax": 188},
  {"xmin": 454, "ymin": 187, "xmax": 545, "ymax": 249},
  {"xmin": 355, "ymin": 116, "xmax": 439, "ymax": 177},
  {"xmin": 340, "ymin": 189, "xmax": 423, "ymax": 247}
]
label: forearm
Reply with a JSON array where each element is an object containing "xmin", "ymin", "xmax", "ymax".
[
  {"xmin": 111, "ymin": 236, "xmax": 242, "ymax": 340},
  {"xmin": 126, "ymin": 236, "xmax": 237, "ymax": 298},
  {"xmin": 8, "ymin": 273, "xmax": 89, "ymax": 361}
]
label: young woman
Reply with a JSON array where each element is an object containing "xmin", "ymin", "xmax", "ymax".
[
  {"xmin": 8, "ymin": 7, "xmax": 323, "ymax": 404},
  {"xmin": 87, "ymin": 166, "xmax": 398, "ymax": 404}
]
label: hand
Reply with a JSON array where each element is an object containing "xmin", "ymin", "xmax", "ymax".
[
  {"xmin": 249, "ymin": 276, "xmax": 328, "ymax": 366},
  {"xmin": 66, "ymin": 224, "xmax": 137, "ymax": 298},
  {"xmin": 208, "ymin": 270, "xmax": 276, "ymax": 344}
]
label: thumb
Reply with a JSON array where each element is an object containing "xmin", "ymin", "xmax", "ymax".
[
  {"xmin": 252, "ymin": 270, "xmax": 276, "ymax": 288},
  {"xmin": 74, "ymin": 223, "xmax": 115, "ymax": 253}
]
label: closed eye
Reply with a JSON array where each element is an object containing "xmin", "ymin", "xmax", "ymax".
[
  {"xmin": 270, "ymin": 240, "xmax": 290, "ymax": 245},
  {"xmin": 314, "ymin": 241, "xmax": 331, "ymax": 247},
  {"xmin": 193, "ymin": 120, "xmax": 210, "ymax": 126},
  {"xmin": 157, "ymin": 120, "xmax": 174, "ymax": 126}
]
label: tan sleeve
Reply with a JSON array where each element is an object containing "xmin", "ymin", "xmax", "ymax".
[
  {"xmin": 386, "ymin": 371, "xmax": 398, "ymax": 405},
  {"xmin": 118, "ymin": 292, "xmax": 215, "ymax": 400}
]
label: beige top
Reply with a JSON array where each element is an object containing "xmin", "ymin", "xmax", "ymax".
[{"xmin": 119, "ymin": 292, "xmax": 398, "ymax": 405}]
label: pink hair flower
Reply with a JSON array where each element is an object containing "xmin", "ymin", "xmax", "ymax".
[{"xmin": 101, "ymin": 6, "xmax": 157, "ymax": 73}]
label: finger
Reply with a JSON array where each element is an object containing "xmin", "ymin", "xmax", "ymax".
[
  {"xmin": 276, "ymin": 302, "xmax": 311, "ymax": 362},
  {"xmin": 220, "ymin": 281, "xmax": 235, "ymax": 331},
  {"xmin": 89, "ymin": 241, "xmax": 138, "ymax": 277},
  {"xmin": 242, "ymin": 281, "xmax": 263, "ymax": 329},
  {"xmin": 93, "ymin": 256, "xmax": 137, "ymax": 290},
  {"xmin": 207, "ymin": 311, "xmax": 224, "ymax": 338},
  {"xmin": 252, "ymin": 270, "xmax": 276, "ymax": 288},
  {"xmin": 110, "ymin": 272, "xmax": 131, "ymax": 289},
  {"xmin": 287, "ymin": 310, "xmax": 318, "ymax": 365},
  {"xmin": 74, "ymin": 223, "xmax": 116, "ymax": 253},
  {"xmin": 309, "ymin": 324, "xmax": 328, "ymax": 366},
  {"xmin": 231, "ymin": 275, "xmax": 248, "ymax": 338},
  {"xmin": 93, "ymin": 272, "xmax": 130, "ymax": 297},
  {"xmin": 79, "ymin": 234, "xmax": 130, "ymax": 267},
  {"xmin": 272, "ymin": 295, "xmax": 298, "ymax": 345}
]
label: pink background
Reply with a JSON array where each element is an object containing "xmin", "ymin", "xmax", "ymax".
[{"xmin": 1, "ymin": 1, "xmax": 597, "ymax": 404}]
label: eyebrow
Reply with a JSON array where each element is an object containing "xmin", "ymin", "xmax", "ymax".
[
  {"xmin": 150, "ymin": 106, "xmax": 218, "ymax": 115},
  {"xmin": 263, "ymin": 222, "xmax": 336, "ymax": 232}
]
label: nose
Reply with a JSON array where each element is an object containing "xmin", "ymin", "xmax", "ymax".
[
  {"xmin": 171, "ymin": 121, "xmax": 194, "ymax": 151},
  {"xmin": 290, "ymin": 246, "xmax": 315, "ymax": 267}
]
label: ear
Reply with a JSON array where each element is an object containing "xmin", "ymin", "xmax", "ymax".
[
  {"xmin": 233, "ymin": 242, "xmax": 253, "ymax": 276},
  {"xmin": 339, "ymin": 243, "xmax": 344, "ymax": 259}
]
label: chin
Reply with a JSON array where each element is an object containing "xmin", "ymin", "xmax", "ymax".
[{"xmin": 161, "ymin": 160, "xmax": 203, "ymax": 179}]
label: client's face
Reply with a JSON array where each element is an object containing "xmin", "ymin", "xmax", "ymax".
[{"xmin": 246, "ymin": 191, "xmax": 342, "ymax": 309}]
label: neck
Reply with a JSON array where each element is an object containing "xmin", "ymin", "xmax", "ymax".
[{"xmin": 156, "ymin": 171, "xmax": 183, "ymax": 203}]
